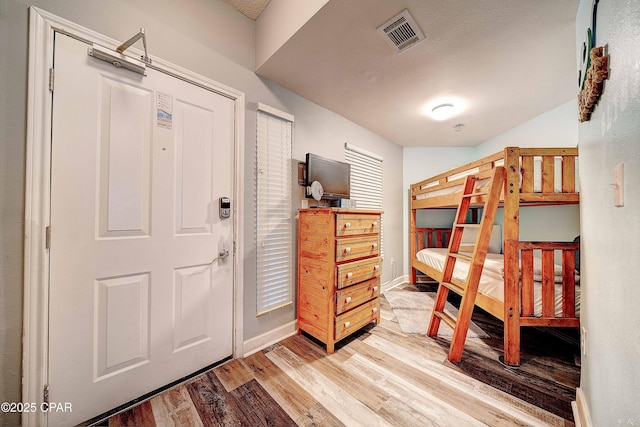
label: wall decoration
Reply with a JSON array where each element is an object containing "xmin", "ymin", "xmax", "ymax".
[
  {"xmin": 578, "ymin": 46, "xmax": 608, "ymax": 122},
  {"xmin": 578, "ymin": 0, "xmax": 608, "ymax": 123}
]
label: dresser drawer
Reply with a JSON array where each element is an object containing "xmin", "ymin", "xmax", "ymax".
[
  {"xmin": 336, "ymin": 236, "xmax": 380, "ymax": 263},
  {"xmin": 336, "ymin": 214, "xmax": 381, "ymax": 237},
  {"xmin": 336, "ymin": 257, "xmax": 381, "ymax": 289},
  {"xmin": 298, "ymin": 208, "xmax": 382, "ymax": 354},
  {"xmin": 335, "ymin": 278, "xmax": 380, "ymax": 315},
  {"xmin": 334, "ymin": 298, "xmax": 380, "ymax": 340}
]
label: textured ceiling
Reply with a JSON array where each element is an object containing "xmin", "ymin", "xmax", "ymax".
[
  {"xmin": 237, "ymin": 0, "xmax": 580, "ymax": 147},
  {"xmin": 224, "ymin": 0, "xmax": 270, "ymax": 20}
]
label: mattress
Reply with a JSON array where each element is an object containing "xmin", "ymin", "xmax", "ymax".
[
  {"xmin": 416, "ymin": 248, "xmax": 580, "ymax": 317},
  {"xmin": 416, "ymin": 157, "xmax": 580, "ymax": 200}
]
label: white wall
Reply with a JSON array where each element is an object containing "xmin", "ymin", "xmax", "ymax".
[
  {"xmin": 575, "ymin": 1, "xmax": 640, "ymax": 425},
  {"xmin": 0, "ymin": 2, "xmax": 403, "ymax": 425},
  {"xmin": 475, "ymin": 100, "xmax": 578, "ymax": 157}
]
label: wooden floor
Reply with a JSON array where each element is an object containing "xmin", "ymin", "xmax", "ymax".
[{"xmin": 104, "ymin": 283, "xmax": 580, "ymax": 426}]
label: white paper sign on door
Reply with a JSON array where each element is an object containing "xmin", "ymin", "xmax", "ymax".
[{"xmin": 156, "ymin": 92, "xmax": 173, "ymax": 129}]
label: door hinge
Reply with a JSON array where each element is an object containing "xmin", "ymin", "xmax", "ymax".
[
  {"xmin": 49, "ymin": 68, "xmax": 54, "ymax": 92},
  {"xmin": 45, "ymin": 226, "xmax": 51, "ymax": 249},
  {"xmin": 43, "ymin": 383, "xmax": 49, "ymax": 404}
]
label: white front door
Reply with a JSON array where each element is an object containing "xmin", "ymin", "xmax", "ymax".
[{"xmin": 48, "ymin": 33, "xmax": 235, "ymax": 425}]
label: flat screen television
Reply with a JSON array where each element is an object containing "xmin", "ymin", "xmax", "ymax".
[{"xmin": 305, "ymin": 153, "xmax": 351, "ymax": 201}]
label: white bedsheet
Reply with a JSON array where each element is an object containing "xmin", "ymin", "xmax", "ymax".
[{"xmin": 416, "ymin": 248, "xmax": 580, "ymax": 317}]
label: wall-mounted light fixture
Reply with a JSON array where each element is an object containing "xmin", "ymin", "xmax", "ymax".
[{"xmin": 431, "ymin": 104, "xmax": 456, "ymax": 121}]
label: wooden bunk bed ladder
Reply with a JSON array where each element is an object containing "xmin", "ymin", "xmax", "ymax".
[{"xmin": 427, "ymin": 166, "xmax": 506, "ymax": 363}]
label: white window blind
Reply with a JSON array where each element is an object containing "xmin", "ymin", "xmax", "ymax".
[
  {"xmin": 345, "ymin": 143, "xmax": 384, "ymax": 258},
  {"xmin": 256, "ymin": 104, "xmax": 294, "ymax": 315}
]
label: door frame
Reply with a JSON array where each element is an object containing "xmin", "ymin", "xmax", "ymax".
[{"xmin": 23, "ymin": 7, "xmax": 245, "ymax": 426}]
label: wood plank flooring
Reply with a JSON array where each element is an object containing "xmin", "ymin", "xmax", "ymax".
[{"xmin": 104, "ymin": 283, "xmax": 580, "ymax": 426}]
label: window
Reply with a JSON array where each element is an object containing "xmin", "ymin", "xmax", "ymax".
[
  {"xmin": 256, "ymin": 104, "xmax": 294, "ymax": 315},
  {"xmin": 345, "ymin": 143, "xmax": 384, "ymax": 257}
]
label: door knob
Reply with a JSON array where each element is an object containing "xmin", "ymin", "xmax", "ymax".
[{"xmin": 212, "ymin": 249, "xmax": 229, "ymax": 263}]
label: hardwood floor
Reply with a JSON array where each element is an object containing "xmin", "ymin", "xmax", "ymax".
[{"xmin": 104, "ymin": 283, "xmax": 580, "ymax": 426}]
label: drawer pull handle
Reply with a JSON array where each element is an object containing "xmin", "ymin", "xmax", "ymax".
[
  {"xmin": 346, "ymin": 272, "xmax": 353, "ymax": 278},
  {"xmin": 372, "ymin": 307, "xmax": 378, "ymax": 313},
  {"xmin": 345, "ymin": 297, "xmax": 352, "ymax": 303},
  {"xmin": 372, "ymin": 221, "xmax": 378, "ymax": 227},
  {"xmin": 345, "ymin": 247, "xmax": 352, "ymax": 253},
  {"xmin": 345, "ymin": 222, "xmax": 351, "ymax": 228},
  {"xmin": 373, "ymin": 286, "xmax": 378, "ymax": 292},
  {"xmin": 374, "ymin": 265, "xmax": 380, "ymax": 271},
  {"xmin": 344, "ymin": 321, "xmax": 351, "ymax": 328},
  {"xmin": 372, "ymin": 243, "xmax": 378, "ymax": 249}
]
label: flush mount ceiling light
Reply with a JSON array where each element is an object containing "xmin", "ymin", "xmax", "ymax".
[{"xmin": 431, "ymin": 104, "xmax": 456, "ymax": 121}]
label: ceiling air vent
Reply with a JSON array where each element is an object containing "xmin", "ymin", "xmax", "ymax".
[{"xmin": 377, "ymin": 9, "xmax": 425, "ymax": 53}]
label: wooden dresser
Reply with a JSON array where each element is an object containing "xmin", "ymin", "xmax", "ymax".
[{"xmin": 297, "ymin": 208, "xmax": 382, "ymax": 353}]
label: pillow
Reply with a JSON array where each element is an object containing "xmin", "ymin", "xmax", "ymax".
[{"xmin": 461, "ymin": 224, "xmax": 502, "ymax": 254}]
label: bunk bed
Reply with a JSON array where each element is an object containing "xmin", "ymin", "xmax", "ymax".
[{"xmin": 409, "ymin": 147, "xmax": 580, "ymax": 366}]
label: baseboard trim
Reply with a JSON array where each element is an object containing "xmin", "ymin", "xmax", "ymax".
[
  {"xmin": 242, "ymin": 320, "xmax": 298, "ymax": 357},
  {"xmin": 572, "ymin": 387, "xmax": 592, "ymax": 427},
  {"xmin": 382, "ymin": 275, "xmax": 409, "ymax": 293}
]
